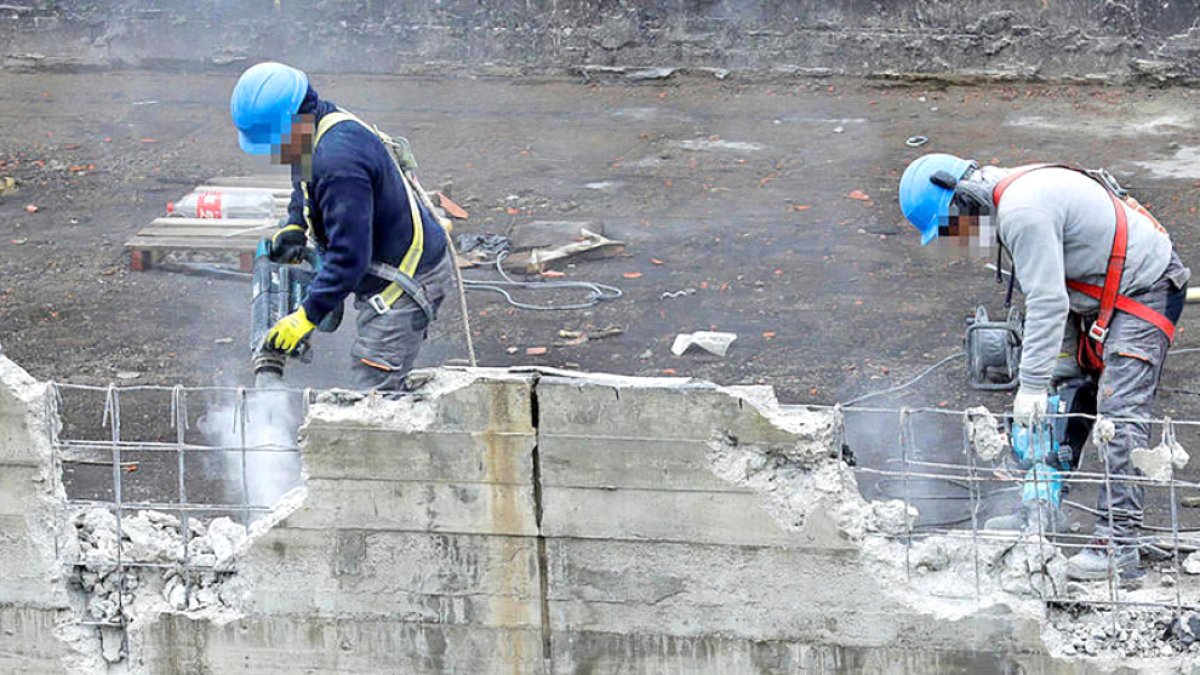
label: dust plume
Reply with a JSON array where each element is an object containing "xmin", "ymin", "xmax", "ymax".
[{"xmin": 196, "ymin": 373, "xmax": 303, "ymax": 513}]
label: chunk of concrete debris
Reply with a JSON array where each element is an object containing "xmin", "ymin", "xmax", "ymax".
[
  {"xmin": 996, "ymin": 535, "xmax": 1067, "ymax": 598},
  {"xmin": 1183, "ymin": 551, "xmax": 1200, "ymax": 575},
  {"xmin": 121, "ymin": 511, "xmax": 182, "ymax": 562},
  {"xmin": 206, "ymin": 517, "xmax": 248, "ymax": 565},
  {"xmin": 625, "ymin": 67, "xmax": 677, "ymax": 81},
  {"xmin": 965, "ymin": 405, "xmax": 1007, "ymax": 461},
  {"xmin": 672, "ymin": 331, "xmax": 738, "ymax": 357},
  {"xmin": 869, "ymin": 499, "xmax": 916, "ymax": 536},
  {"xmin": 1131, "ymin": 439, "xmax": 1189, "ymax": 482},
  {"xmin": 1169, "ymin": 612, "xmax": 1200, "ymax": 647},
  {"xmin": 1092, "ymin": 416, "xmax": 1116, "ymax": 446},
  {"xmin": 912, "ymin": 538, "xmax": 951, "ymax": 573},
  {"xmin": 101, "ymin": 625, "xmax": 124, "ymax": 663}
]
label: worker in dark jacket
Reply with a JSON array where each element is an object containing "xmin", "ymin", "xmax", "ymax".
[{"xmin": 230, "ymin": 62, "xmax": 453, "ymax": 391}]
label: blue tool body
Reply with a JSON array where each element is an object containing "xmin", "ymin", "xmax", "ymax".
[{"xmin": 1010, "ymin": 393, "xmax": 1069, "ymax": 507}]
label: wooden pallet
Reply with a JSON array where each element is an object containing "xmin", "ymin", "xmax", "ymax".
[
  {"xmin": 126, "ymin": 217, "xmax": 278, "ymax": 271},
  {"xmin": 127, "ymin": 176, "xmax": 293, "ymax": 271}
]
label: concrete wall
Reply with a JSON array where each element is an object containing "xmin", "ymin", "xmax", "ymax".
[
  {"xmin": 3, "ymin": 1, "xmax": 1200, "ymax": 83},
  {"xmin": 0, "ymin": 361, "xmax": 1175, "ymax": 673},
  {"xmin": 0, "ymin": 357, "xmax": 89, "ymax": 674},
  {"xmin": 121, "ymin": 372, "xmax": 1087, "ymax": 672}
]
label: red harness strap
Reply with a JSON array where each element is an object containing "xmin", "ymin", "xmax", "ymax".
[
  {"xmin": 991, "ymin": 163, "xmax": 1060, "ymax": 203},
  {"xmin": 992, "ymin": 164, "xmax": 1176, "ymax": 346},
  {"xmin": 1065, "ymin": 279, "xmax": 1176, "ymax": 342}
]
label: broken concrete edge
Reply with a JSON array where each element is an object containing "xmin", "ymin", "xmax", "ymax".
[
  {"xmin": 0, "ymin": 355, "xmax": 100, "ymax": 671},
  {"xmin": 0, "ymin": 355, "xmax": 311, "ymax": 672},
  {"xmin": 5, "ymin": 354, "xmax": 1197, "ymax": 670}
]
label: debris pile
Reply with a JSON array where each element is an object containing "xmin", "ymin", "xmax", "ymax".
[
  {"xmin": 74, "ymin": 508, "xmax": 248, "ymax": 627},
  {"xmin": 1052, "ymin": 608, "xmax": 1200, "ymax": 657}
]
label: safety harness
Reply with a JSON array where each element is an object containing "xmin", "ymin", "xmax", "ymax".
[
  {"xmin": 302, "ymin": 109, "xmax": 437, "ymax": 321},
  {"xmin": 992, "ymin": 164, "xmax": 1176, "ymax": 371}
]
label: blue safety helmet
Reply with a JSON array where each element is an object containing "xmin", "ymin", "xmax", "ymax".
[
  {"xmin": 230, "ymin": 62, "xmax": 309, "ymax": 155},
  {"xmin": 898, "ymin": 153, "xmax": 975, "ymax": 244}
]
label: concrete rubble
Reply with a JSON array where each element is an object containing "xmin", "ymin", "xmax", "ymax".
[
  {"xmin": 75, "ymin": 509, "xmax": 242, "ymax": 620},
  {"xmin": 1132, "ymin": 438, "xmax": 1191, "ymax": 483},
  {"xmin": 70, "ymin": 499, "xmax": 303, "ymax": 665},
  {"xmin": 966, "ymin": 404, "xmax": 1008, "ymax": 461},
  {"xmin": 1052, "ymin": 608, "xmax": 1200, "ymax": 658},
  {"xmin": 706, "ymin": 386, "xmax": 914, "ymax": 539}
]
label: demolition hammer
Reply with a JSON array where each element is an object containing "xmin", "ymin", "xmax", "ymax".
[{"xmin": 249, "ymin": 237, "xmax": 343, "ymax": 388}]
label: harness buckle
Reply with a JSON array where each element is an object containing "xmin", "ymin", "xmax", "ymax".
[
  {"xmin": 1087, "ymin": 322, "xmax": 1108, "ymax": 342},
  {"xmin": 368, "ymin": 294, "xmax": 391, "ymax": 315}
]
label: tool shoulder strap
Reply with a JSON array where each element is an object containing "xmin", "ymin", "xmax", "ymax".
[
  {"xmin": 993, "ymin": 164, "xmax": 1173, "ymax": 343},
  {"xmin": 309, "ymin": 109, "xmax": 429, "ymax": 315}
]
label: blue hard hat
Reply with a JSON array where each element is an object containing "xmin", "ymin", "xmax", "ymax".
[
  {"xmin": 230, "ymin": 62, "xmax": 309, "ymax": 155},
  {"xmin": 898, "ymin": 153, "xmax": 974, "ymax": 244}
]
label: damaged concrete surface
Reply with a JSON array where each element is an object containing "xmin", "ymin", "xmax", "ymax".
[{"xmin": 9, "ymin": 356, "xmax": 1200, "ymax": 672}]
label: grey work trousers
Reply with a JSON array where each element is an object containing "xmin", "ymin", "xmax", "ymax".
[
  {"xmin": 350, "ymin": 252, "xmax": 455, "ymax": 392},
  {"xmin": 1057, "ymin": 260, "xmax": 1187, "ymax": 540}
]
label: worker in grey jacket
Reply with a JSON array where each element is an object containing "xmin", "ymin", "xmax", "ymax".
[{"xmin": 899, "ymin": 153, "xmax": 1189, "ymax": 580}]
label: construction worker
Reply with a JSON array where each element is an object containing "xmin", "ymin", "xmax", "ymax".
[
  {"xmin": 230, "ymin": 62, "xmax": 453, "ymax": 391},
  {"xmin": 898, "ymin": 154, "xmax": 1189, "ymax": 580}
]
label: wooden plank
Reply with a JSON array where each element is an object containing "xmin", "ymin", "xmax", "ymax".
[
  {"xmin": 205, "ymin": 175, "xmax": 291, "ymax": 188},
  {"xmin": 134, "ymin": 227, "xmax": 272, "ymax": 239},
  {"xmin": 193, "ymin": 185, "xmax": 292, "ymax": 197},
  {"xmin": 125, "ymin": 236, "xmax": 259, "ymax": 252},
  {"xmin": 152, "ymin": 217, "xmax": 275, "ymax": 228}
]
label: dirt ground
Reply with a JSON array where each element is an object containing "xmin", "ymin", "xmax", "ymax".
[{"xmin": 6, "ymin": 71, "xmax": 1200, "ymax": 533}]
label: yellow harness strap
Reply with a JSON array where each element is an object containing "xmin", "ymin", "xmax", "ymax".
[{"xmin": 306, "ymin": 110, "xmax": 425, "ymax": 309}]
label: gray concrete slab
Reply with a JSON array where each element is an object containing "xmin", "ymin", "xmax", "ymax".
[
  {"xmin": 302, "ymin": 427, "xmax": 535, "ymax": 484},
  {"xmin": 285, "ymin": 477, "xmax": 538, "ymax": 536},
  {"xmin": 243, "ymin": 528, "xmax": 542, "ymax": 628}
]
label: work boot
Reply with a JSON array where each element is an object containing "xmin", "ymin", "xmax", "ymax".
[
  {"xmin": 1066, "ymin": 539, "xmax": 1140, "ymax": 581},
  {"xmin": 983, "ymin": 500, "xmax": 1067, "ymax": 533}
]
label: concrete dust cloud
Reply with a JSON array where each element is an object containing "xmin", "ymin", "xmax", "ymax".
[{"xmin": 196, "ymin": 374, "xmax": 303, "ymax": 511}]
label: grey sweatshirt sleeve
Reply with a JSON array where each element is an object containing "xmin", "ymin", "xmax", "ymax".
[{"xmin": 1004, "ymin": 205, "xmax": 1069, "ymax": 392}]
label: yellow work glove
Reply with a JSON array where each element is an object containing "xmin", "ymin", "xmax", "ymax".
[{"xmin": 267, "ymin": 307, "xmax": 316, "ymax": 353}]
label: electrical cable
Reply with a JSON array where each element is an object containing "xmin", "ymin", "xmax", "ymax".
[
  {"xmin": 1062, "ymin": 499, "xmax": 1200, "ymax": 534},
  {"xmin": 460, "ymin": 250, "xmax": 623, "ymax": 311},
  {"xmin": 841, "ymin": 351, "xmax": 965, "ymax": 407},
  {"xmin": 842, "ymin": 344, "xmax": 1200, "ymax": 408}
]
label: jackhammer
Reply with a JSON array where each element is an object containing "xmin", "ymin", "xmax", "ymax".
[{"xmin": 249, "ymin": 237, "xmax": 342, "ymax": 388}]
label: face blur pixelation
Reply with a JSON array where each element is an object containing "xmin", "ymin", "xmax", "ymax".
[
  {"xmin": 273, "ymin": 114, "xmax": 316, "ymax": 166},
  {"xmin": 933, "ymin": 214, "xmax": 996, "ymax": 259}
]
